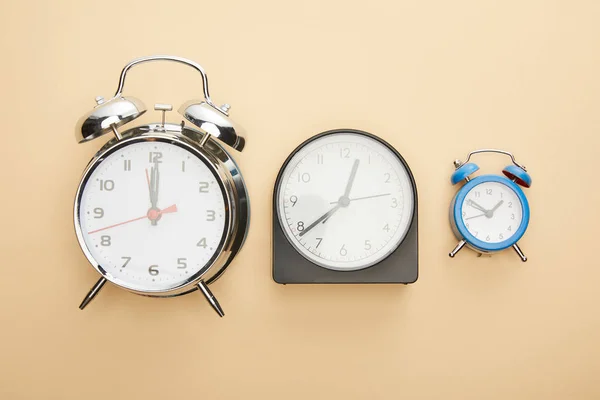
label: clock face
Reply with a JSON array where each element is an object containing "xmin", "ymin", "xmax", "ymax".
[
  {"xmin": 276, "ymin": 132, "xmax": 415, "ymax": 271},
  {"xmin": 76, "ymin": 139, "xmax": 228, "ymax": 292},
  {"xmin": 460, "ymin": 180, "xmax": 523, "ymax": 244}
]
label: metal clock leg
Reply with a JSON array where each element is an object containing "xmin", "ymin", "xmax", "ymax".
[
  {"xmin": 79, "ymin": 277, "xmax": 107, "ymax": 310},
  {"xmin": 512, "ymin": 243, "xmax": 527, "ymax": 262},
  {"xmin": 449, "ymin": 240, "xmax": 466, "ymax": 258},
  {"xmin": 197, "ymin": 280, "xmax": 225, "ymax": 317}
]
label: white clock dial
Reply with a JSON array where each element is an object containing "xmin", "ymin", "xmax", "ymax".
[
  {"xmin": 77, "ymin": 140, "xmax": 228, "ymax": 292},
  {"xmin": 460, "ymin": 181, "xmax": 523, "ymax": 243},
  {"xmin": 276, "ymin": 132, "xmax": 415, "ymax": 271}
]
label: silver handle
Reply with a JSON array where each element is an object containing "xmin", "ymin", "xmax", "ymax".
[
  {"xmin": 464, "ymin": 149, "xmax": 526, "ymax": 171},
  {"xmin": 113, "ymin": 55, "xmax": 216, "ymax": 108}
]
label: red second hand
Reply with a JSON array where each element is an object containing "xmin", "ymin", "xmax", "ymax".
[{"xmin": 88, "ymin": 204, "xmax": 178, "ymax": 234}]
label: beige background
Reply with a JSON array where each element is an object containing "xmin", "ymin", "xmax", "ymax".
[{"xmin": 1, "ymin": 0, "xmax": 599, "ymax": 398}]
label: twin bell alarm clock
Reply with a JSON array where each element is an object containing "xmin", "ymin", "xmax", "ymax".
[
  {"xmin": 448, "ymin": 149, "xmax": 531, "ymax": 261},
  {"xmin": 73, "ymin": 56, "xmax": 250, "ymax": 317}
]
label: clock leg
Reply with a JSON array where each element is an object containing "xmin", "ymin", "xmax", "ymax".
[
  {"xmin": 197, "ymin": 280, "xmax": 225, "ymax": 317},
  {"xmin": 449, "ymin": 240, "xmax": 467, "ymax": 258},
  {"xmin": 79, "ymin": 277, "xmax": 107, "ymax": 310},
  {"xmin": 512, "ymin": 243, "xmax": 528, "ymax": 262}
]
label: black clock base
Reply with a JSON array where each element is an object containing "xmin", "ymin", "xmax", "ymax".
[{"xmin": 272, "ymin": 209, "xmax": 418, "ymax": 284}]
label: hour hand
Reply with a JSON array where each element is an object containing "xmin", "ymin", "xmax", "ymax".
[
  {"xmin": 299, "ymin": 205, "xmax": 341, "ymax": 237},
  {"xmin": 151, "ymin": 161, "xmax": 160, "ymax": 208}
]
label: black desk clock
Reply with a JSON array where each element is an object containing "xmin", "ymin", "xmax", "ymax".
[{"xmin": 272, "ymin": 129, "xmax": 418, "ymax": 284}]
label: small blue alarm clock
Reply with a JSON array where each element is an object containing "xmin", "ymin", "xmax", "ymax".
[{"xmin": 448, "ymin": 149, "xmax": 531, "ymax": 261}]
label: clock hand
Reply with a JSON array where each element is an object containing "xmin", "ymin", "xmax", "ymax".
[
  {"xmin": 343, "ymin": 159, "xmax": 360, "ymax": 198},
  {"xmin": 154, "ymin": 159, "xmax": 160, "ymax": 206},
  {"xmin": 466, "ymin": 199, "xmax": 488, "ymax": 214},
  {"xmin": 148, "ymin": 160, "xmax": 161, "ymax": 225},
  {"xmin": 147, "ymin": 166, "xmax": 156, "ymax": 208},
  {"xmin": 321, "ymin": 159, "xmax": 360, "ymax": 223},
  {"xmin": 298, "ymin": 205, "xmax": 341, "ymax": 237},
  {"xmin": 329, "ymin": 193, "xmax": 391, "ymax": 204},
  {"xmin": 87, "ymin": 204, "xmax": 178, "ymax": 234},
  {"xmin": 466, "ymin": 213, "xmax": 486, "ymax": 220},
  {"xmin": 489, "ymin": 200, "xmax": 504, "ymax": 215},
  {"xmin": 146, "ymin": 168, "xmax": 152, "ymax": 202}
]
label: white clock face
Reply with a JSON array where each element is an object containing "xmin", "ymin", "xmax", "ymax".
[
  {"xmin": 77, "ymin": 139, "xmax": 228, "ymax": 292},
  {"xmin": 276, "ymin": 132, "xmax": 415, "ymax": 271},
  {"xmin": 460, "ymin": 180, "xmax": 523, "ymax": 243}
]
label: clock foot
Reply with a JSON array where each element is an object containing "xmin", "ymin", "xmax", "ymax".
[
  {"xmin": 197, "ymin": 280, "xmax": 225, "ymax": 317},
  {"xmin": 513, "ymin": 243, "xmax": 527, "ymax": 262},
  {"xmin": 449, "ymin": 240, "xmax": 466, "ymax": 258},
  {"xmin": 79, "ymin": 277, "xmax": 107, "ymax": 310}
]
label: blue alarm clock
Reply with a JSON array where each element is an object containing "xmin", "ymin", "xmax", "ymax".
[{"xmin": 448, "ymin": 149, "xmax": 531, "ymax": 261}]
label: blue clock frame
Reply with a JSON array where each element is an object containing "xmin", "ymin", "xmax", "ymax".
[{"xmin": 452, "ymin": 175, "xmax": 530, "ymax": 252}]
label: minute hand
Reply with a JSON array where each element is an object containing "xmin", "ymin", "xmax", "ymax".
[
  {"xmin": 343, "ymin": 159, "xmax": 360, "ymax": 197},
  {"xmin": 466, "ymin": 199, "xmax": 488, "ymax": 213}
]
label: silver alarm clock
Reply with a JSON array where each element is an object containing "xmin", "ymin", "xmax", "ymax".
[{"xmin": 73, "ymin": 56, "xmax": 250, "ymax": 317}]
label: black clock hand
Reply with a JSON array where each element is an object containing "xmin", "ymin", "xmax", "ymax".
[{"xmin": 298, "ymin": 205, "xmax": 341, "ymax": 237}]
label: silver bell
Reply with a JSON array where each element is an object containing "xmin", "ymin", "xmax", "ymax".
[
  {"xmin": 179, "ymin": 101, "xmax": 245, "ymax": 151},
  {"xmin": 75, "ymin": 96, "xmax": 146, "ymax": 143}
]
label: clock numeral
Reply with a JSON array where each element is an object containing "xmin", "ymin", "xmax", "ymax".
[
  {"xmin": 316, "ymin": 154, "xmax": 323, "ymax": 164},
  {"xmin": 486, "ymin": 235, "xmax": 491, "ymax": 242},
  {"xmin": 177, "ymin": 258, "xmax": 187, "ymax": 269},
  {"xmin": 148, "ymin": 152, "xmax": 163, "ymax": 163},
  {"xmin": 99, "ymin": 179, "xmax": 114, "ymax": 191},
  {"xmin": 508, "ymin": 202, "xmax": 513, "ymax": 208},
  {"xmin": 93, "ymin": 207, "xmax": 104, "ymax": 218},
  {"xmin": 462, "ymin": 211, "xmax": 466, "ymax": 217},
  {"xmin": 316, "ymin": 237, "xmax": 323, "ymax": 248},
  {"xmin": 297, "ymin": 221, "xmax": 305, "ymax": 231},
  {"xmin": 474, "ymin": 191, "xmax": 481, "ymax": 198},
  {"xmin": 100, "ymin": 235, "xmax": 111, "ymax": 246},
  {"xmin": 364, "ymin": 240, "xmax": 372, "ymax": 250},
  {"xmin": 123, "ymin": 159, "xmax": 131, "ymax": 171},
  {"xmin": 473, "ymin": 231, "xmax": 479, "ymax": 237},
  {"xmin": 486, "ymin": 189, "xmax": 492, "ymax": 195},
  {"xmin": 181, "ymin": 160, "xmax": 186, "ymax": 172},
  {"xmin": 148, "ymin": 265, "xmax": 159, "ymax": 276},
  {"xmin": 199, "ymin": 181, "xmax": 209, "ymax": 193},
  {"xmin": 340, "ymin": 148, "xmax": 350, "ymax": 158},
  {"xmin": 197, "ymin": 238, "xmax": 207, "ymax": 248},
  {"xmin": 121, "ymin": 256, "xmax": 131, "ymax": 268},
  {"xmin": 340, "ymin": 245, "xmax": 347, "ymax": 256},
  {"xmin": 391, "ymin": 198, "xmax": 398, "ymax": 208},
  {"xmin": 508, "ymin": 225, "xmax": 512, "ymax": 231},
  {"xmin": 206, "ymin": 210, "xmax": 216, "ymax": 221},
  {"xmin": 383, "ymin": 224, "xmax": 390, "ymax": 232},
  {"xmin": 499, "ymin": 233, "xmax": 504, "ymax": 240},
  {"xmin": 384, "ymin": 173, "xmax": 391, "ymax": 183},
  {"xmin": 511, "ymin": 213, "xmax": 515, "ymax": 220},
  {"xmin": 289, "ymin": 195, "xmax": 298, "ymax": 207},
  {"xmin": 298, "ymin": 173, "xmax": 311, "ymax": 183}
]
